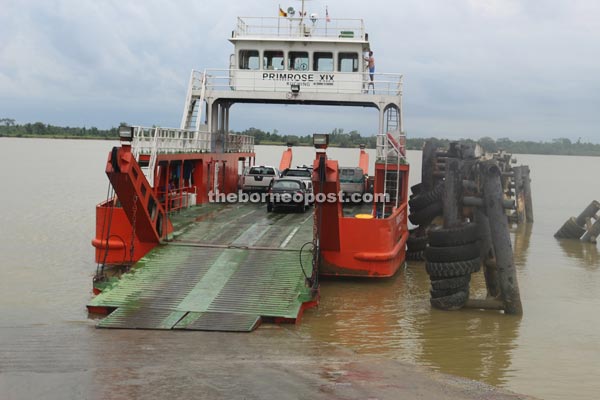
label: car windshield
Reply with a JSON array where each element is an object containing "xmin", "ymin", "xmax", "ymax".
[
  {"xmin": 284, "ymin": 169, "xmax": 311, "ymax": 177},
  {"xmin": 272, "ymin": 180, "xmax": 302, "ymax": 190},
  {"xmin": 249, "ymin": 167, "xmax": 275, "ymax": 175},
  {"xmin": 340, "ymin": 168, "xmax": 364, "ymax": 183}
]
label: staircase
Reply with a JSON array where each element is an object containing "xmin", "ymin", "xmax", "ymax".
[
  {"xmin": 376, "ymin": 106, "xmax": 406, "ymax": 218},
  {"xmin": 180, "ymin": 70, "xmax": 207, "ymax": 131}
]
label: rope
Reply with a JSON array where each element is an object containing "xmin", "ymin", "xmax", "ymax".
[{"xmin": 299, "ymin": 241, "xmax": 314, "ymax": 281}]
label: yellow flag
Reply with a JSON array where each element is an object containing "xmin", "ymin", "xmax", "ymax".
[{"xmin": 279, "ymin": 7, "xmax": 287, "ymax": 17}]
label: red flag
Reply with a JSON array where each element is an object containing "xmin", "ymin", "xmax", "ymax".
[{"xmin": 326, "ymin": 6, "xmax": 331, "ymax": 22}]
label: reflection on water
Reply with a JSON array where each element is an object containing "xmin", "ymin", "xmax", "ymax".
[
  {"xmin": 301, "ymin": 264, "xmax": 521, "ymax": 388},
  {"xmin": 512, "ymin": 223, "xmax": 533, "ymax": 266},
  {"xmin": 557, "ymin": 239, "xmax": 599, "ymax": 269}
]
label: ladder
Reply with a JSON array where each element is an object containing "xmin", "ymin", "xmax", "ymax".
[
  {"xmin": 379, "ymin": 107, "xmax": 403, "ymax": 218},
  {"xmin": 386, "ymin": 106, "xmax": 399, "ymax": 134},
  {"xmin": 180, "ymin": 71, "xmax": 207, "ymax": 132}
]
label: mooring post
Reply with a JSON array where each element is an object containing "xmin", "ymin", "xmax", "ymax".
[
  {"xmin": 421, "ymin": 141, "xmax": 437, "ymax": 192},
  {"xmin": 443, "ymin": 158, "xmax": 462, "ymax": 228},
  {"xmin": 522, "ymin": 166, "xmax": 534, "ymax": 223},
  {"xmin": 581, "ymin": 218, "xmax": 600, "ymax": 243},
  {"xmin": 513, "ymin": 166, "xmax": 525, "ymax": 223},
  {"xmin": 482, "ymin": 161, "xmax": 523, "ymax": 315},
  {"xmin": 575, "ymin": 201, "xmax": 600, "ymax": 227},
  {"xmin": 474, "ymin": 208, "xmax": 500, "ymax": 298}
]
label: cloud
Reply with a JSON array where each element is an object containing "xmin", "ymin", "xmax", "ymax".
[{"xmin": 0, "ymin": 0, "xmax": 598, "ymax": 141}]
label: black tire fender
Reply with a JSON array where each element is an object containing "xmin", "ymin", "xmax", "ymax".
[
  {"xmin": 408, "ymin": 182, "xmax": 444, "ymax": 210},
  {"xmin": 430, "ymin": 283, "xmax": 469, "ymax": 299},
  {"xmin": 409, "ymin": 201, "xmax": 443, "ymax": 226},
  {"xmin": 425, "ymin": 242, "xmax": 480, "ymax": 263},
  {"xmin": 430, "ymin": 290, "xmax": 468, "ymax": 311},
  {"xmin": 426, "ymin": 257, "xmax": 481, "ymax": 278},
  {"xmin": 430, "ymin": 275, "xmax": 471, "ymax": 290},
  {"xmin": 428, "ymin": 222, "xmax": 479, "ymax": 247}
]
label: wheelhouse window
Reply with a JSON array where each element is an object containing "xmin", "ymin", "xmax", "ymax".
[
  {"xmin": 338, "ymin": 52, "xmax": 359, "ymax": 72},
  {"xmin": 313, "ymin": 52, "xmax": 333, "ymax": 72},
  {"xmin": 264, "ymin": 50, "xmax": 285, "ymax": 70},
  {"xmin": 239, "ymin": 50, "xmax": 260, "ymax": 70},
  {"xmin": 288, "ymin": 51, "xmax": 309, "ymax": 71}
]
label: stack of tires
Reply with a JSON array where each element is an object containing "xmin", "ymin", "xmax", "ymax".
[
  {"xmin": 425, "ymin": 222, "xmax": 481, "ymax": 310},
  {"xmin": 406, "ymin": 228, "xmax": 427, "ymax": 261},
  {"xmin": 408, "ymin": 182, "xmax": 444, "ymax": 228},
  {"xmin": 406, "ymin": 183, "xmax": 427, "ymax": 260}
]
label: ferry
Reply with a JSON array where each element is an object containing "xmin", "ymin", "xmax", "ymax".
[{"xmin": 89, "ymin": 2, "xmax": 409, "ymax": 331}]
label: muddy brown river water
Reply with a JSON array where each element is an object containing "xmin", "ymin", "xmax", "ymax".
[{"xmin": 1, "ymin": 138, "xmax": 599, "ymax": 399}]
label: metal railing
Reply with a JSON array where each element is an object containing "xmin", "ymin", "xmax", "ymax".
[
  {"xmin": 226, "ymin": 134, "xmax": 255, "ymax": 153},
  {"xmin": 132, "ymin": 126, "xmax": 212, "ymax": 157},
  {"xmin": 194, "ymin": 68, "xmax": 402, "ymax": 97},
  {"xmin": 234, "ymin": 17, "xmax": 366, "ymax": 40},
  {"xmin": 158, "ymin": 186, "xmax": 195, "ymax": 213},
  {"xmin": 376, "ymin": 132, "xmax": 406, "ymax": 162}
]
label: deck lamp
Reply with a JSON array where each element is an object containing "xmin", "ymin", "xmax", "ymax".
[
  {"xmin": 290, "ymin": 84, "xmax": 300, "ymax": 94},
  {"xmin": 313, "ymin": 133, "xmax": 329, "ymax": 149},
  {"xmin": 119, "ymin": 125, "xmax": 134, "ymax": 142}
]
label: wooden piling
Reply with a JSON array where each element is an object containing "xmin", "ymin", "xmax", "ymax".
[
  {"xmin": 464, "ymin": 298, "xmax": 504, "ymax": 310},
  {"xmin": 474, "ymin": 208, "xmax": 500, "ymax": 298},
  {"xmin": 421, "ymin": 141, "xmax": 438, "ymax": 192},
  {"xmin": 522, "ymin": 166, "xmax": 534, "ymax": 223},
  {"xmin": 482, "ymin": 162, "xmax": 523, "ymax": 315},
  {"xmin": 443, "ymin": 158, "xmax": 462, "ymax": 228},
  {"xmin": 575, "ymin": 200, "xmax": 600, "ymax": 227},
  {"xmin": 581, "ymin": 218, "xmax": 600, "ymax": 243},
  {"xmin": 513, "ymin": 166, "xmax": 526, "ymax": 223}
]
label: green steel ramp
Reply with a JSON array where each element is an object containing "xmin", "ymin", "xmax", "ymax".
[{"xmin": 89, "ymin": 203, "xmax": 316, "ymax": 332}]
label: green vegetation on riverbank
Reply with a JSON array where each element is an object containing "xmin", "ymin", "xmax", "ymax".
[
  {"xmin": 1, "ymin": 120, "xmax": 599, "ymax": 156},
  {"xmin": 0, "ymin": 120, "xmax": 121, "ymax": 140},
  {"xmin": 234, "ymin": 127, "xmax": 600, "ymax": 156}
]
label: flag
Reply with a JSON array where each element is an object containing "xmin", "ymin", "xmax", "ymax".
[
  {"xmin": 279, "ymin": 7, "xmax": 287, "ymax": 17},
  {"xmin": 326, "ymin": 6, "xmax": 331, "ymax": 22}
]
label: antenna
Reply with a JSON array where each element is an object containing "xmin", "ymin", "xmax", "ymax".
[{"xmin": 295, "ymin": 0, "xmax": 311, "ymax": 28}]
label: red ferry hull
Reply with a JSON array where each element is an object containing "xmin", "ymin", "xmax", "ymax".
[{"xmin": 320, "ymin": 207, "xmax": 409, "ymax": 277}]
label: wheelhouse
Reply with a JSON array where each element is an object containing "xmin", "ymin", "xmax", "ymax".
[{"xmin": 229, "ymin": 17, "xmax": 371, "ymax": 94}]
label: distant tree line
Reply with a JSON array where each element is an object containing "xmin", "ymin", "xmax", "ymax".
[
  {"xmin": 2, "ymin": 118, "xmax": 599, "ymax": 156},
  {"xmin": 0, "ymin": 120, "xmax": 122, "ymax": 139},
  {"xmin": 233, "ymin": 127, "xmax": 600, "ymax": 157},
  {"xmin": 232, "ymin": 127, "xmax": 379, "ymax": 148}
]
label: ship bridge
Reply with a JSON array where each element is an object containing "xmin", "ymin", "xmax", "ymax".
[
  {"xmin": 178, "ymin": 15, "xmax": 404, "ymax": 152},
  {"xmin": 129, "ymin": 12, "xmax": 405, "ymax": 190}
]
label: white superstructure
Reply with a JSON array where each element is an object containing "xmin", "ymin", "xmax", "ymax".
[
  {"xmin": 181, "ymin": 7, "xmax": 404, "ymax": 153},
  {"xmin": 133, "ymin": 4, "xmax": 405, "ymax": 184}
]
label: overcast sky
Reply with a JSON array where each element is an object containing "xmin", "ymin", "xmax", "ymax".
[{"xmin": 1, "ymin": 0, "xmax": 599, "ymax": 142}]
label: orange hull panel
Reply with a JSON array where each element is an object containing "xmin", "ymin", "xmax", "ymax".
[{"xmin": 320, "ymin": 206, "xmax": 409, "ymax": 277}]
